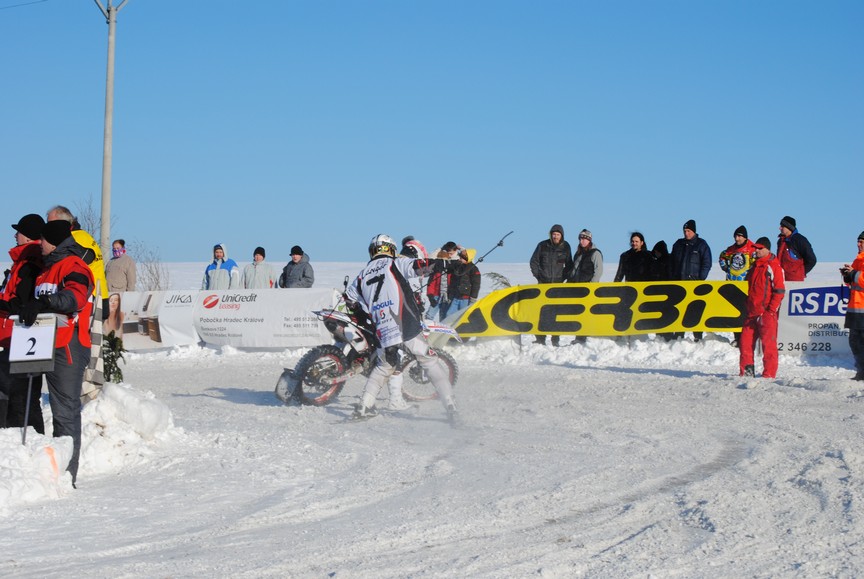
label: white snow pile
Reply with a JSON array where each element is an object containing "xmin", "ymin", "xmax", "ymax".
[{"xmin": 0, "ymin": 381, "xmax": 180, "ymax": 511}]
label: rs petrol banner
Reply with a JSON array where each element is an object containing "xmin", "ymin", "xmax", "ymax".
[
  {"xmin": 776, "ymin": 281, "xmax": 850, "ymax": 355},
  {"xmin": 453, "ymin": 281, "xmax": 748, "ymax": 337}
]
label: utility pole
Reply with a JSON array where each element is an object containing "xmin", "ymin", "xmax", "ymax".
[{"xmin": 93, "ymin": 0, "xmax": 129, "ymax": 257}]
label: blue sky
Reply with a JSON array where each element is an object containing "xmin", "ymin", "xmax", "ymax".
[{"xmin": 1, "ymin": 0, "xmax": 861, "ymax": 265}]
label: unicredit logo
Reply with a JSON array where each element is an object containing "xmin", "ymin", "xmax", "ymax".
[{"xmin": 203, "ymin": 295, "xmax": 219, "ymax": 309}]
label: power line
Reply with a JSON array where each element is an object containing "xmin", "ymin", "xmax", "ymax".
[{"xmin": 0, "ymin": 0, "xmax": 49, "ymax": 11}]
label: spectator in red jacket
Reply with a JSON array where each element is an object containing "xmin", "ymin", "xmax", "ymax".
[
  {"xmin": 0, "ymin": 214, "xmax": 46, "ymax": 431},
  {"xmin": 20, "ymin": 220, "xmax": 95, "ymax": 487},
  {"xmin": 740, "ymin": 237, "xmax": 786, "ymax": 379},
  {"xmin": 425, "ymin": 241, "xmax": 458, "ymax": 321},
  {"xmin": 777, "ymin": 216, "xmax": 817, "ymax": 281}
]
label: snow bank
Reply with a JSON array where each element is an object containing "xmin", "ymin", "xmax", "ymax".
[{"xmin": 0, "ymin": 381, "xmax": 181, "ymax": 511}]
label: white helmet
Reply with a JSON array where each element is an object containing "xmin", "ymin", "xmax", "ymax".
[{"xmin": 368, "ymin": 234, "xmax": 397, "ymax": 258}]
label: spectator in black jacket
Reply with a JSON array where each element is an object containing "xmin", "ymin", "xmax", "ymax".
[
  {"xmin": 443, "ymin": 248, "xmax": 481, "ymax": 318},
  {"xmin": 648, "ymin": 240, "xmax": 675, "ymax": 342},
  {"xmin": 529, "ymin": 224, "xmax": 573, "ymax": 346},
  {"xmin": 648, "ymin": 240, "xmax": 673, "ymax": 281},
  {"xmin": 614, "ymin": 232, "xmax": 653, "ymax": 282},
  {"xmin": 671, "ymin": 219, "xmax": 713, "ymax": 342}
]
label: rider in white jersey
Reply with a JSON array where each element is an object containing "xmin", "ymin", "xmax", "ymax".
[{"xmin": 345, "ymin": 234, "xmax": 458, "ymax": 423}]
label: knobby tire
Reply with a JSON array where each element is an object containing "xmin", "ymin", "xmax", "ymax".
[
  {"xmin": 401, "ymin": 348, "xmax": 459, "ymax": 402},
  {"xmin": 295, "ymin": 345, "xmax": 349, "ymax": 406}
]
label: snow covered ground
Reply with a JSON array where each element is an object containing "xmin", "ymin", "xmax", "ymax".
[{"xmin": 2, "ymin": 262, "xmax": 863, "ymax": 577}]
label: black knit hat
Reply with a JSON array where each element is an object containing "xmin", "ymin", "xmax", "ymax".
[
  {"xmin": 683, "ymin": 219, "xmax": 696, "ymax": 233},
  {"xmin": 780, "ymin": 216, "xmax": 796, "ymax": 230},
  {"xmin": 401, "ymin": 235, "xmax": 414, "ymax": 246},
  {"xmin": 42, "ymin": 220, "xmax": 72, "ymax": 246},
  {"xmin": 254, "ymin": 246, "xmax": 265, "ymax": 258},
  {"xmin": 12, "ymin": 213, "xmax": 45, "ymax": 241},
  {"xmin": 290, "ymin": 245, "xmax": 303, "ymax": 256},
  {"xmin": 755, "ymin": 236, "xmax": 771, "ymax": 250},
  {"xmin": 734, "ymin": 225, "xmax": 748, "ymax": 239},
  {"xmin": 858, "ymin": 231, "xmax": 864, "ymax": 241}
]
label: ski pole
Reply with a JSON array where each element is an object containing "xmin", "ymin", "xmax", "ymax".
[
  {"xmin": 21, "ymin": 373, "xmax": 35, "ymax": 446},
  {"xmin": 475, "ymin": 231, "xmax": 514, "ymax": 264}
]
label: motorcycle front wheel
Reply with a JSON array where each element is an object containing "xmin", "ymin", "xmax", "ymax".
[
  {"xmin": 294, "ymin": 345, "xmax": 350, "ymax": 406},
  {"xmin": 401, "ymin": 348, "xmax": 459, "ymax": 402}
]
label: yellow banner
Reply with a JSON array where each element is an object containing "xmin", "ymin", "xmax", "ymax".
[{"xmin": 453, "ymin": 281, "xmax": 748, "ymax": 337}]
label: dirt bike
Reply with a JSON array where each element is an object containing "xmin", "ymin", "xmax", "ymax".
[{"xmin": 274, "ymin": 307, "xmax": 460, "ymax": 406}]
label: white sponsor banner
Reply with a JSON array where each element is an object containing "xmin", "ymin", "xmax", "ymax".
[
  {"xmin": 193, "ymin": 288, "xmax": 339, "ymax": 348},
  {"xmin": 116, "ymin": 291, "xmax": 200, "ymax": 350},
  {"xmin": 154, "ymin": 291, "xmax": 200, "ymax": 347},
  {"xmin": 778, "ymin": 281, "xmax": 850, "ymax": 356}
]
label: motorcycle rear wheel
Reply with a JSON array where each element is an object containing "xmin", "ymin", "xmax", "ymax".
[
  {"xmin": 295, "ymin": 345, "xmax": 350, "ymax": 406},
  {"xmin": 401, "ymin": 348, "xmax": 459, "ymax": 402}
]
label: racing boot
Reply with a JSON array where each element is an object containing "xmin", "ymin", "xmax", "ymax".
[
  {"xmin": 386, "ymin": 372, "xmax": 411, "ymax": 411},
  {"xmin": 352, "ymin": 403, "xmax": 379, "ymax": 420}
]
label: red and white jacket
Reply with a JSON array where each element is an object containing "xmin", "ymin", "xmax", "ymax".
[
  {"xmin": 0, "ymin": 241, "xmax": 43, "ymax": 347},
  {"xmin": 33, "ymin": 239, "xmax": 95, "ymax": 351}
]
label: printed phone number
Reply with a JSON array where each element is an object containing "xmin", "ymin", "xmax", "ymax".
[{"xmin": 777, "ymin": 342, "xmax": 833, "ymax": 352}]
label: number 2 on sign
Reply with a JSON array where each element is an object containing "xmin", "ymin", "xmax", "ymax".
[{"xmin": 9, "ymin": 317, "xmax": 56, "ymax": 362}]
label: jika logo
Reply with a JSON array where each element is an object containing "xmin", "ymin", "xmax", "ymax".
[
  {"xmin": 203, "ymin": 295, "xmax": 219, "ymax": 309},
  {"xmin": 166, "ymin": 294, "xmax": 193, "ymax": 305},
  {"xmin": 788, "ymin": 287, "xmax": 847, "ymax": 317}
]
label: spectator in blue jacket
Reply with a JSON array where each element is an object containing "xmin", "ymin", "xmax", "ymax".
[
  {"xmin": 202, "ymin": 243, "xmax": 240, "ymax": 290},
  {"xmin": 671, "ymin": 219, "xmax": 712, "ymax": 342}
]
